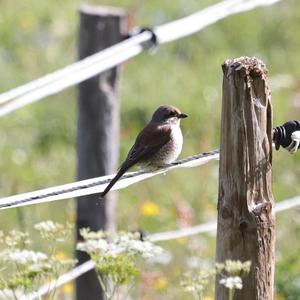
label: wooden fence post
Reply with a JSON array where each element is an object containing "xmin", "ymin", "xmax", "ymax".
[
  {"xmin": 215, "ymin": 57, "xmax": 275, "ymax": 299},
  {"xmin": 76, "ymin": 5, "xmax": 127, "ymax": 300}
]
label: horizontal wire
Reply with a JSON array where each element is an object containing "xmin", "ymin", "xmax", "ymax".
[
  {"xmin": 0, "ymin": 140, "xmax": 292, "ymax": 210},
  {"xmin": 147, "ymin": 195, "xmax": 300, "ymax": 242},
  {"xmin": 0, "ymin": 41, "xmax": 146, "ymax": 117},
  {"xmin": 148, "ymin": 221, "xmax": 217, "ymax": 242},
  {"xmin": 275, "ymin": 195, "xmax": 300, "ymax": 212},
  {"xmin": 0, "ymin": 31, "xmax": 151, "ymax": 105},
  {"xmin": 155, "ymin": 0, "xmax": 281, "ymax": 44},
  {"xmin": 0, "ymin": 150, "xmax": 219, "ymax": 210},
  {"xmin": 23, "ymin": 194, "xmax": 300, "ymax": 300},
  {"xmin": 0, "ymin": 0, "xmax": 281, "ymax": 116}
]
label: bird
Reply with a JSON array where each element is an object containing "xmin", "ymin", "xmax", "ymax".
[{"xmin": 100, "ymin": 104, "xmax": 188, "ymax": 197}]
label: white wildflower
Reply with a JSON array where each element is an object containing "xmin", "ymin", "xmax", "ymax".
[
  {"xmin": 4, "ymin": 230, "xmax": 31, "ymax": 247},
  {"xmin": 7, "ymin": 249, "xmax": 48, "ymax": 265},
  {"xmin": 77, "ymin": 239, "xmax": 120, "ymax": 257},
  {"xmin": 184, "ymin": 285, "xmax": 197, "ymax": 292},
  {"xmin": 118, "ymin": 235, "xmax": 130, "ymax": 243},
  {"xmin": 28, "ymin": 262, "xmax": 52, "ymax": 272},
  {"xmin": 34, "ymin": 221, "xmax": 71, "ymax": 242},
  {"xmin": 80, "ymin": 228, "xmax": 106, "ymax": 240},
  {"xmin": 217, "ymin": 260, "xmax": 251, "ymax": 275},
  {"xmin": 219, "ymin": 276, "xmax": 243, "ymax": 290},
  {"xmin": 119, "ymin": 239, "xmax": 163, "ymax": 258},
  {"xmin": 184, "ymin": 283, "xmax": 204, "ymax": 293},
  {"xmin": 34, "ymin": 220, "xmax": 57, "ymax": 232}
]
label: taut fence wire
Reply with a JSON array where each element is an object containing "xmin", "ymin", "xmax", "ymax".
[
  {"xmin": 0, "ymin": 0, "xmax": 281, "ymax": 117},
  {"xmin": 1, "ymin": 119, "xmax": 299, "ymax": 211},
  {"xmin": 0, "ymin": 150, "xmax": 219, "ymax": 210}
]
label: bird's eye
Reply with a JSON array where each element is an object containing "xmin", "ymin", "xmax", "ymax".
[{"xmin": 169, "ymin": 111, "xmax": 176, "ymax": 116}]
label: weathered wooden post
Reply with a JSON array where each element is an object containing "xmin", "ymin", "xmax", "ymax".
[
  {"xmin": 215, "ymin": 57, "xmax": 275, "ymax": 299},
  {"xmin": 76, "ymin": 5, "xmax": 127, "ymax": 300}
]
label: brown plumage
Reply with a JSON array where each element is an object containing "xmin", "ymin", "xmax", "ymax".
[{"xmin": 100, "ymin": 104, "xmax": 187, "ymax": 197}]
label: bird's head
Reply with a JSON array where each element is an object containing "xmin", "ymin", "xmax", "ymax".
[{"xmin": 151, "ymin": 104, "xmax": 188, "ymax": 125}]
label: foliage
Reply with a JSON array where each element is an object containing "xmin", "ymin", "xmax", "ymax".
[
  {"xmin": 77, "ymin": 229, "xmax": 163, "ymax": 300},
  {"xmin": 181, "ymin": 260, "xmax": 251, "ymax": 300},
  {"xmin": 215, "ymin": 260, "xmax": 251, "ymax": 277},
  {"xmin": 216, "ymin": 260, "xmax": 251, "ymax": 300},
  {"xmin": 181, "ymin": 269, "xmax": 215, "ymax": 300},
  {"xmin": 0, "ymin": 221, "xmax": 76, "ymax": 299}
]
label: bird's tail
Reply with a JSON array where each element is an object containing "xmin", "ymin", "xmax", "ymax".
[{"xmin": 100, "ymin": 165, "xmax": 128, "ymax": 198}]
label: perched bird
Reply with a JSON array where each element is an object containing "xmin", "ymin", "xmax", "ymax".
[{"xmin": 100, "ymin": 104, "xmax": 187, "ymax": 197}]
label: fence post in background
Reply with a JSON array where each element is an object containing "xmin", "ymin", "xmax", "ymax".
[
  {"xmin": 215, "ymin": 57, "xmax": 275, "ymax": 299},
  {"xmin": 76, "ymin": 5, "xmax": 127, "ymax": 300}
]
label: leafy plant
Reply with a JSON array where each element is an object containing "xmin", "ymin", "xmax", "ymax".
[
  {"xmin": 0, "ymin": 221, "xmax": 76, "ymax": 300},
  {"xmin": 181, "ymin": 259, "xmax": 251, "ymax": 300},
  {"xmin": 77, "ymin": 229, "xmax": 163, "ymax": 300}
]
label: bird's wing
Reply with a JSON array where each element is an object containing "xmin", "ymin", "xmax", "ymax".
[
  {"xmin": 100, "ymin": 123, "xmax": 171, "ymax": 197},
  {"xmin": 124, "ymin": 123, "xmax": 172, "ymax": 168}
]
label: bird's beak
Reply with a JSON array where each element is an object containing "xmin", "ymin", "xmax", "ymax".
[{"xmin": 178, "ymin": 113, "xmax": 188, "ymax": 119}]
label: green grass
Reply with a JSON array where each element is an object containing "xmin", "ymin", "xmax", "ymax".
[{"xmin": 0, "ymin": 0, "xmax": 300, "ymax": 299}]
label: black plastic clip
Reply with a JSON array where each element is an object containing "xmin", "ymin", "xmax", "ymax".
[
  {"xmin": 273, "ymin": 120, "xmax": 300, "ymax": 153},
  {"xmin": 124, "ymin": 27, "xmax": 158, "ymax": 52}
]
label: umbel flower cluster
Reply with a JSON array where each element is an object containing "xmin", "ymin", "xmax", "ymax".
[
  {"xmin": 77, "ymin": 229, "xmax": 164, "ymax": 300},
  {"xmin": 219, "ymin": 276, "xmax": 242, "ymax": 290},
  {"xmin": 216, "ymin": 260, "xmax": 251, "ymax": 290},
  {"xmin": 77, "ymin": 228, "xmax": 163, "ymax": 259},
  {"xmin": 4, "ymin": 249, "xmax": 48, "ymax": 265},
  {"xmin": 181, "ymin": 260, "xmax": 251, "ymax": 300},
  {"xmin": 0, "ymin": 221, "xmax": 76, "ymax": 300}
]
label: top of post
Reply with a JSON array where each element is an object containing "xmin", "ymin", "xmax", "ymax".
[
  {"xmin": 222, "ymin": 56, "xmax": 268, "ymax": 78},
  {"xmin": 80, "ymin": 4, "xmax": 126, "ymax": 17}
]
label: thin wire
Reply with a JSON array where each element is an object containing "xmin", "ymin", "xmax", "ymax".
[
  {"xmin": 0, "ymin": 39, "xmax": 147, "ymax": 117},
  {"xmin": 275, "ymin": 195, "xmax": 300, "ymax": 212},
  {"xmin": 0, "ymin": 31, "xmax": 151, "ymax": 105},
  {"xmin": 0, "ymin": 150, "xmax": 219, "ymax": 210},
  {"xmin": 0, "ymin": 0, "xmax": 281, "ymax": 116},
  {"xmin": 23, "ymin": 194, "xmax": 300, "ymax": 300},
  {"xmin": 155, "ymin": 0, "xmax": 281, "ymax": 44},
  {"xmin": 147, "ymin": 221, "xmax": 217, "ymax": 242},
  {"xmin": 147, "ymin": 195, "xmax": 300, "ymax": 242}
]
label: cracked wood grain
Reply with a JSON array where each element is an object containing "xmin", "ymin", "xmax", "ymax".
[{"xmin": 215, "ymin": 57, "xmax": 275, "ymax": 300}]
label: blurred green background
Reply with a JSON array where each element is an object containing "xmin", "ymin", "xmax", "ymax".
[{"xmin": 0, "ymin": 0, "xmax": 299, "ymax": 299}]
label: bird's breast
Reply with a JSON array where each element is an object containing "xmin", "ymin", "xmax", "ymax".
[{"xmin": 151, "ymin": 125, "xmax": 183, "ymax": 165}]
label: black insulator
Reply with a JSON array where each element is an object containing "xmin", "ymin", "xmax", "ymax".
[
  {"xmin": 123, "ymin": 27, "xmax": 158, "ymax": 50},
  {"xmin": 273, "ymin": 120, "xmax": 300, "ymax": 150}
]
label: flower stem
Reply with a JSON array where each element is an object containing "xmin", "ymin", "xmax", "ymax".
[
  {"xmin": 98, "ymin": 275, "xmax": 110, "ymax": 300},
  {"xmin": 228, "ymin": 288, "xmax": 235, "ymax": 300}
]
